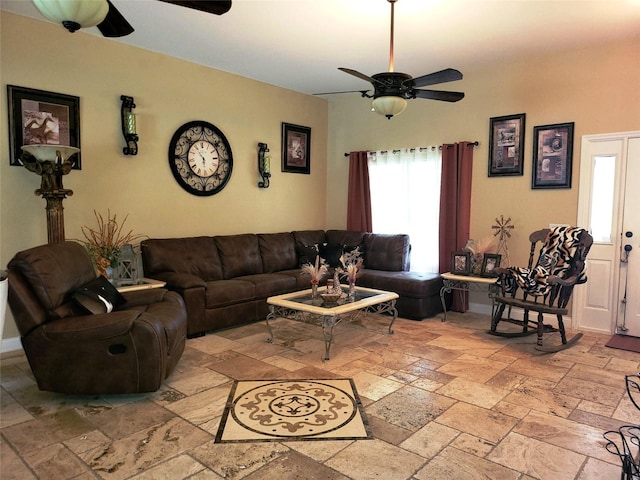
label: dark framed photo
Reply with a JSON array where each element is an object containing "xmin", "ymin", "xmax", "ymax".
[
  {"xmin": 481, "ymin": 254, "xmax": 502, "ymax": 277},
  {"xmin": 282, "ymin": 122, "xmax": 311, "ymax": 174},
  {"xmin": 488, "ymin": 113, "xmax": 525, "ymax": 177},
  {"xmin": 7, "ymin": 85, "xmax": 81, "ymax": 169},
  {"xmin": 451, "ymin": 251, "xmax": 471, "ymax": 275},
  {"xmin": 532, "ymin": 122, "xmax": 574, "ymax": 189}
]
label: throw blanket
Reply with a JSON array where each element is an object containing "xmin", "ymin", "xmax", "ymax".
[{"xmin": 500, "ymin": 226, "xmax": 588, "ymax": 297}]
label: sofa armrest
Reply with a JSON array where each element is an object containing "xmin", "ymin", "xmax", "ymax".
[
  {"xmin": 148, "ymin": 272, "xmax": 206, "ymax": 289},
  {"xmin": 42, "ymin": 311, "xmax": 139, "ymax": 341}
]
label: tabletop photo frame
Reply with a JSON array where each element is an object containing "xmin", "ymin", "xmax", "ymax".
[
  {"xmin": 488, "ymin": 113, "xmax": 525, "ymax": 177},
  {"xmin": 281, "ymin": 122, "xmax": 311, "ymax": 174},
  {"xmin": 532, "ymin": 122, "xmax": 574, "ymax": 189},
  {"xmin": 481, "ymin": 253, "xmax": 502, "ymax": 277},
  {"xmin": 451, "ymin": 251, "xmax": 472, "ymax": 275},
  {"xmin": 7, "ymin": 85, "xmax": 81, "ymax": 169}
]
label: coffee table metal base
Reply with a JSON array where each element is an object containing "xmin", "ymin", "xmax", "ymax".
[{"xmin": 265, "ymin": 299, "xmax": 397, "ymax": 361}]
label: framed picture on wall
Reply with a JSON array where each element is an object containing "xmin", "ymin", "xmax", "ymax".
[
  {"xmin": 532, "ymin": 122, "xmax": 574, "ymax": 189},
  {"xmin": 281, "ymin": 122, "xmax": 311, "ymax": 174},
  {"xmin": 488, "ymin": 113, "xmax": 525, "ymax": 177},
  {"xmin": 7, "ymin": 85, "xmax": 81, "ymax": 169},
  {"xmin": 451, "ymin": 251, "xmax": 472, "ymax": 275}
]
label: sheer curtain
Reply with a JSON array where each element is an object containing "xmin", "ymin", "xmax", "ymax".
[{"xmin": 368, "ymin": 147, "xmax": 442, "ymax": 272}]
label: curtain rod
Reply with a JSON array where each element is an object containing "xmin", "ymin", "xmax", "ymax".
[{"xmin": 344, "ymin": 141, "xmax": 479, "ymax": 157}]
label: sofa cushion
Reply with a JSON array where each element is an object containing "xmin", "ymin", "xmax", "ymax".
[
  {"xmin": 237, "ymin": 273, "xmax": 297, "ymax": 298},
  {"xmin": 258, "ymin": 233, "xmax": 298, "ymax": 273},
  {"xmin": 358, "ymin": 270, "xmax": 442, "ymax": 298},
  {"xmin": 215, "ymin": 234, "xmax": 263, "ymax": 279},
  {"xmin": 326, "ymin": 230, "xmax": 367, "ymax": 247},
  {"xmin": 296, "ymin": 244, "xmax": 319, "ymax": 267},
  {"xmin": 141, "ymin": 237, "xmax": 223, "ymax": 281},
  {"xmin": 292, "ymin": 230, "xmax": 326, "ymax": 248},
  {"xmin": 319, "ymin": 243, "xmax": 344, "ymax": 268},
  {"xmin": 363, "ymin": 233, "xmax": 410, "ymax": 271},
  {"xmin": 205, "ymin": 279, "xmax": 256, "ymax": 308}
]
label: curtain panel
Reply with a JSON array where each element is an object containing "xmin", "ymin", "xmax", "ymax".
[
  {"xmin": 346, "ymin": 151, "xmax": 372, "ymax": 232},
  {"xmin": 439, "ymin": 142, "xmax": 474, "ymax": 310}
]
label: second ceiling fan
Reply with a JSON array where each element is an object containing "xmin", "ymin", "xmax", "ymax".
[{"xmin": 338, "ymin": 0, "xmax": 464, "ymax": 119}]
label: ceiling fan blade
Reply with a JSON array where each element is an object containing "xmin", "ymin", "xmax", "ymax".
[
  {"xmin": 338, "ymin": 68, "xmax": 384, "ymax": 86},
  {"xmin": 157, "ymin": 1, "xmax": 232, "ymax": 15},
  {"xmin": 314, "ymin": 90, "xmax": 372, "ymax": 97},
  {"xmin": 413, "ymin": 89, "xmax": 465, "ymax": 102},
  {"xmin": 97, "ymin": 0, "xmax": 134, "ymax": 37},
  {"xmin": 410, "ymin": 68, "xmax": 463, "ymax": 88}
]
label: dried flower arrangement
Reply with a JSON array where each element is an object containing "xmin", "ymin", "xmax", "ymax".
[
  {"xmin": 336, "ymin": 247, "xmax": 364, "ymax": 284},
  {"xmin": 300, "ymin": 255, "xmax": 328, "ymax": 285},
  {"xmin": 465, "ymin": 236, "xmax": 498, "ymax": 274},
  {"xmin": 80, "ymin": 210, "xmax": 144, "ymax": 276}
]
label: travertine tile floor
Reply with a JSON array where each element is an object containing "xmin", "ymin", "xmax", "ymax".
[{"xmin": 1, "ymin": 311, "xmax": 639, "ymax": 480}]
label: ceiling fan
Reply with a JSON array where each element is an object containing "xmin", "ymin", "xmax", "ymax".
[
  {"xmin": 335, "ymin": 0, "xmax": 464, "ymax": 119},
  {"xmin": 32, "ymin": 0, "xmax": 231, "ymax": 38}
]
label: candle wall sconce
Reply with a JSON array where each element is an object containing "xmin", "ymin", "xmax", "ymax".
[
  {"xmin": 258, "ymin": 142, "xmax": 271, "ymax": 188},
  {"xmin": 121, "ymin": 95, "xmax": 138, "ymax": 155}
]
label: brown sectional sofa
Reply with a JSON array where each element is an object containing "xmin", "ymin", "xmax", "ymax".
[{"xmin": 141, "ymin": 230, "xmax": 444, "ymax": 337}]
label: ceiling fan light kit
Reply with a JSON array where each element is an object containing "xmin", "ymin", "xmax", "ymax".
[
  {"xmin": 32, "ymin": 0, "xmax": 109, "ymax": 33},
  {"xmin": 372, "ymin": 96, "xmax": 407, "ymax": 119},
  {"xmin": 337, "ymin": 0, "xmax": 465, "ymax": 119}
]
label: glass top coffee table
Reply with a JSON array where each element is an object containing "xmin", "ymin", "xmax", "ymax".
[{"xmin": 266, "ymin": 285, "xmax": 399, "ymax": 360}]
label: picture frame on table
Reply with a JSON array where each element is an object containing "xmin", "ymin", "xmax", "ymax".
[
  {"xmin": 451, "ymin": 251, "xmax": 472, "ymax": 275},
  {"xmin": 282, "ymin": 122, "xmax": 311, "ymax": 174},
  {"xmin": 7, "ymin": 85, "xmax": 81, "ymax": 169},
  {"xmin": 481, "ymin": 254, "xmax": 502, "ymax": 277},
  {"xmin": 531, "ymin": 122, "xmax": 574, "ymax": 189},
  {"xmin": 488, "ymin": 113, "xmax": 525, "ymax": 177}
]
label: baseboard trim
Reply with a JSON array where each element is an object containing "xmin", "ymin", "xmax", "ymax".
[{"xmin": 1, "ymin": 336, "xmax": 22, "ymax": 356}]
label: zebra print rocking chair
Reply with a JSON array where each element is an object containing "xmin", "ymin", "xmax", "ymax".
[{"xmin": 489, "ymin": 226, "xmax": 593, "ymax": 352}]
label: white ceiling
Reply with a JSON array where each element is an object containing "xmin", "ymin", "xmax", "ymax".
[{"xmin": 3, "ymin": 0, "xmax": 640, "ymax": 97}]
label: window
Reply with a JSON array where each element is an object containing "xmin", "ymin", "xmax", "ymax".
[
  {"xmin": 368, "ymin": 148, "xmax": 442, "ymax": 272},
  {"xmin": 590, "ymin": 155, "xmax": 616, "ymax": 243}
]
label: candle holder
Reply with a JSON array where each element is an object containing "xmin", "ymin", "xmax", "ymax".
[
  {"xmin": 258, "ymin": 142, "xmax": 271, "ymax": 188},
  {"xmin": 121, "ymin": 95, "xmax": 138, "ymax": 155}
]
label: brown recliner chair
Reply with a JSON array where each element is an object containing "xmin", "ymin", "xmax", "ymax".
[{"xmin": 7, "ymin": 241, "xmax": 187, "ymax": 394}]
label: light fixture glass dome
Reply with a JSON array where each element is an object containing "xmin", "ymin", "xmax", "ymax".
[
  {"xmin": 371, "ymin": 96, "xmax": 408, "ymax": 119},
  {"xmin": 21, "ymin": 144, "xmax": 80, "ymax": 162},
  {"xmin": 33, "ymin": 0, "xmax": 109, "ymax": 32}
]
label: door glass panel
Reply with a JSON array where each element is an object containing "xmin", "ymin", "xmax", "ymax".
[{"xmin": 590, "ymin": 155, "xmax": 616, "ymax": 243}]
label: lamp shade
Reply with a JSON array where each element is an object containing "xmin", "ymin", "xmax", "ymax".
[
  {"xmin": 21, "ymin": 144, "xmax": 80, "ymax": 162},
  {"xmin": 33, "ymin": 0, "xmax": 109, "ymax": 32},
  {"xmin": 371, "ymin": 96, "xmax": 408, "ymax": 119}
]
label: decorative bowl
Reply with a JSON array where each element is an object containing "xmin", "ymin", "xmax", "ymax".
[{"xmin": 320, "ymin": 293, "xmax": 342, "ymax": 304}]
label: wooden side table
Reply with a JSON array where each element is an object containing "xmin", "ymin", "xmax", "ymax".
[
  {"xmin": 116, "ymin": 278, "xmax": 166, "ymax": 293},
  {"xmin": 440, "ymin": 272, "xmax": 499, "ymax": 321}
]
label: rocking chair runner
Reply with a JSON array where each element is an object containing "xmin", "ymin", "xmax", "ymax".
[{"xmin": 490, "ymin": 226, "xmax": 593, "ymax": 352}]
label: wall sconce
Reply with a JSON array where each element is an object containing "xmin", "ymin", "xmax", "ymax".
[
  {"xmin": 258, "ymin": 142, "xmax": 271, "ymax": 188},
  {"xmin": 121, "ymin": 95, "xmax": 138, "ymax": 155}
]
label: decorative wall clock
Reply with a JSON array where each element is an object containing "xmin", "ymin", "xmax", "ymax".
[{"xmin": 168, "ymin": 120, "xmax": 233, "ymax": 196}]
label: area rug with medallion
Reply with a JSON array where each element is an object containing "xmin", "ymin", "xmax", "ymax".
[{"xmin": 214, "ymin": 378, "xmax": 372, "ymax": 443}]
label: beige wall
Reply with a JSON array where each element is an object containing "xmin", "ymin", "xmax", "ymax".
[
  {"xmin": 0, "ymin": 13, "xmax": 328, "ymax": 339},
  {"xmin": 327, "ymin": 35, "xmax": 640, "ymax": 271},
  {"xmin": 2, "ymin": 11, "xmax": 639, "ymax": 341}
]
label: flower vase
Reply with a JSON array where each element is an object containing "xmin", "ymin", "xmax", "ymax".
[
  {"xmin": 311, "ymin": 283, "xmax": 318, "ymax": 298},
  {"xmin": 348, "ymin": 280, "xmax": 356, "ymax": 300}
]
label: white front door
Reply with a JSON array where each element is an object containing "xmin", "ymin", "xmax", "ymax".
[{"xmin": 574, "ymin": 132, "xmax": 640, "ymax": 336}]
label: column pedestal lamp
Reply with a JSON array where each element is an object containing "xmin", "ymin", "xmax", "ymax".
[{"xmin": 20, "ymin": 145, "xmax": 80, "ymax": 244}]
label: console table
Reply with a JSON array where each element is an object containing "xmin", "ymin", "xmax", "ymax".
[{"xmin": 440, "ymin": 272, "xmax": 499, "ymax": 321}]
